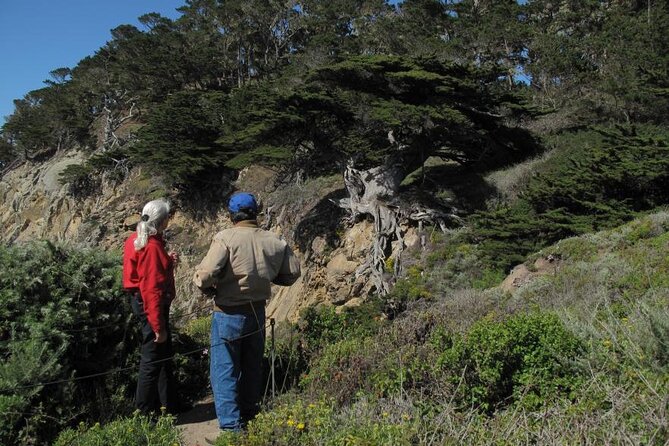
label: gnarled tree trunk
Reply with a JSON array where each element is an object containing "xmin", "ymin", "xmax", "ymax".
[
  {"xmin": 338, "ymin": 161, "xmax": 405, "ymax": 295},
  {"xmin": 336, "ymin": 158, "xmax": 460, "ymax": 296}
]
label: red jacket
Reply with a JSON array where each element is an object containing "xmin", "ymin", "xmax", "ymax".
[
  {"xmin": 136, "ymin": 235, "xmax": 176, "ymax": 333},
  {"xmin": 122, "ymin": 233, "xmax": 140, "ymax": 290}
]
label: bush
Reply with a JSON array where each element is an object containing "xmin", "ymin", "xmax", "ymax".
[
  {"xmin": 433, "ymin": 312, "xmax": 584, "ymax": 411},
  {"xmin": 0, "ymin": 242, "xmax": 135, "ymax": 445},
  {"xmin": 383, "ymin": 266, "xmax": 430, "ymax": 317},
  {"xmin": 0, "ymin": 242, "xmax": 208, "ymax": 444},
  {"xmin": 214, "ymin": 399, "xmax": 416, "ymax": 446},
  {"xmin": 298, "ymin": 304, "xmax": 384, "ymax": 357},
  {"xmin": 53, "ymin": 412, "xmax": 181, "ymax": 446},
  {"xmin": 265, "ymin": 321, "xmax": 310, "ymax": 396},
  {"xmin": 180, "ymin": 315, "xmax": 212, "ymax": 346},
  {"xmin": 424, "ymin": 231, "xmax": 506, "ymax": 292},
  {"xmin": 59, "ymin": 163, "xmax": 98, "ymax": 196},
  {"xmin": 300, "ymin": 337, "xmax": 376, "ymax": 402}
]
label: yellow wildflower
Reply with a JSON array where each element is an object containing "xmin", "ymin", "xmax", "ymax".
[
  {"xmin": 297, "ymin": 422, "xmax": 305, "ymax": 430},
  {"xmin": 287, "ymin": 419, "xmax": 295, "ymax": 427}
]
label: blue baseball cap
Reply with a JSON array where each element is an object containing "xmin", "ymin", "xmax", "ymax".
[{"xmin": 228, "ymin": 192, "xmax": 258, "ymax": 213}]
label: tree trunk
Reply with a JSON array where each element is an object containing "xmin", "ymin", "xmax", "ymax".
[
  {"xmin": 336, "ymin": 154, "xmax": 460, "ymax": 296},
  {"xmin": 336, "ymin": 161, "xmax": 404, "ymax": 295}
]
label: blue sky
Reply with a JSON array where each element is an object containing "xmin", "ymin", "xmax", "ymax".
[{"xmin": 0, "ymin": 0, "xmax": 185, "ymax": 123}]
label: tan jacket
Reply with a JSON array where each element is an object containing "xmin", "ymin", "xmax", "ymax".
[{"xmin": 193, "ymin": 221, "xmax": 301, "ymax": 307}]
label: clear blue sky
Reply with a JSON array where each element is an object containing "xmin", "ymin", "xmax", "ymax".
[{"xmin": 0, "ymin": 0, "xmax": 185, "ymax": 123}]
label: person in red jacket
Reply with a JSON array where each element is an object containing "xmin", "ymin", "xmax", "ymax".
[{"xmin": 123, "ymin": 198, "xmax": 177, "ymax": 415}]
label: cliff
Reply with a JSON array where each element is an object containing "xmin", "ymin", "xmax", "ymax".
[{"xmin": 0, "ymin": 149, "xmax": 409, "ymax": 324}]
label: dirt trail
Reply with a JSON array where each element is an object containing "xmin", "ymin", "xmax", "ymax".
[{"xmin": 177, "ymin": 395, "xmax": 221, "ymax": 446}]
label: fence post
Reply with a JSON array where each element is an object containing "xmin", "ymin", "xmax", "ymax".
[{"xmin": 270, "ymin": 317, "xmax": 276, "ymax": 399}]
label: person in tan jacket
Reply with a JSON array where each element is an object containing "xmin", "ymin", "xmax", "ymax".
[{"xmin": 193, "ymin": 192, "xmax": 300, "ymax": 432}]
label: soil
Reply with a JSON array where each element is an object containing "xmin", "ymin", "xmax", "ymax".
[{"xmin": 176, "ymin": 395, "xmax": 221, "ymax": 446}]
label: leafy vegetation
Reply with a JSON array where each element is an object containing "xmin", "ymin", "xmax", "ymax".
[
  {"xmin": 54, "ymin": 412, "xmax": 181, "ymax": 446},
  {"xmin": 212, "ymin": 212, "xmax": 669, "ymax": 445},
  {"xmin": 0, "ymin": 243, "xmax": 209, "ymax": 445},
  {"xmin": 0, "ymin": 242, "xmax": 133, "ymax": 445},
  {"xmin": 472, "ymin": 125, "xmax": 669, "ymax": 271},
  {"xmin": 4, "ymin": 0, "xmax": 665, "ymax": 191}
]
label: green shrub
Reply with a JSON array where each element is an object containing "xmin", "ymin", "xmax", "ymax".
[
  {"xmin": 433, "ymin": 312, "xmax": 584, "ymax": 411},
  {"xmin": 214, "ymin": 399, "xmax": 416, "ymax": 446},
  {"xmin": 181, "ymin": 315, "xmax": 212, "ymax": 346},
  {"xmin": 0, "ymin": 242, "xmax": 135, "ymax": 445},
  {"xmin": 0, "ymin": 242, "xmax": 207, "ymax": 444},
  {"xmin": 171, "ymin": 316, "xmax": 213, "ymax": 409},
  {"xmin": 266, "ymin": 321, "xmax": 310, "ymax": 395},
  {"xmin": 298, "ymin": 304, "xmax": 383, "ymax": 356},
  {"xmin": 300, "ymin": 337, "xmax": 375, "ymax": 402},
  {"xmin": 427, "ymin": 228, "xmax": 519, "ymax": 287},
  {"xmin": 383, "ymin": 266, "xmax": 430, "ymax": 316},
  {"xmin": 53, "ymin": 413, "xmax": 181, "ymax": 446},
  {"xmin": 59, "ymin": 163, "xmax": 98, "ymax": 196}
]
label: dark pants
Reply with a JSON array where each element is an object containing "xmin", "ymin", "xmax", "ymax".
[{"xmin": 130, "ymin": 293, "xmax": 176, "ymax": 415}]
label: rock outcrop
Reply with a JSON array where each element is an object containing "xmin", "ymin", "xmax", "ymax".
[{"xmin": 0, "ymin": 151, "xmax": 383, "ymax": 324}]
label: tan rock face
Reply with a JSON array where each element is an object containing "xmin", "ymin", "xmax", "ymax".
[{"xmin": 0, "ymin": 152, "xmax": 385, "ymax": 324}]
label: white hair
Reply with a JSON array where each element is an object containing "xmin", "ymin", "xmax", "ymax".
[{"xmin": 134, "ymin": 199, "xmax": 171, "ymax": 251}]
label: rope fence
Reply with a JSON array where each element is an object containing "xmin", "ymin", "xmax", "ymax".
[
  {"xmin": 0, "ymin": 305, "xmax": 211, "ymax": 346},
  {"xmin": 0, "ymin": 318, "xmax": 283, "ymax": 395}
]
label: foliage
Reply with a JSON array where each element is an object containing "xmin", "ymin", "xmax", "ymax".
[
  {"xmin": 219, "ymin": 55, "xmax": 539, "ymax": 180},
  {"xmin": 433, "ymin": 312, "xmax": 583, "ymax": 411},
  {"xmin": 472, "ymin": 125, "xmax": 669, "ymax": 271},
  {"xmin": 53, "ymin": 412, "xmax": 181, "ymax": 446},
  {"xmin": 1, "ymin": 2, "xmax": 669, "ymax": 444},
  {"xmin": 0, "ymin": 137, "xmax": 16, "ymax": 170},
  {"xmin": 59, "ymin": 163, "xmax": 98, "ymax": 196},
  {"xmin": 0, "ymin": 242, "xmax": 209, "ymax": 445},
  {"xmin": 0, "ymin": 242, "xmax": 134, "ymax": 445},
  {"xmin": 525, "ymin": 0, "xmax": 669, "ymax": 122},
  {"xmin": 264, "ymin": 303, "xmax": 386, "ymax": 401},
  {"xmin": 2, "ymin": 80, "xmax": 93, "ymax": 158},
  {"xmin": 130, "ymin": 90, "xmax": 228, "ymax": 184},
  {"xmin": 239, "ymin": 212, "xmax": 669, "ymax": 445},
  {"xmin": 214, "ymin": 399, "xmax": 416, "ymax": 446},
  {"xmin": 297, "ymin": 303, "xmax": 384, "ymax": 357},
  {"xmin": 2, "ymin": 0, "xmax": 668, "ymax": 175},
  {"xmin": 180, "ymin": 315, "xmax": 212, "ymax": 346},
  {"xmin": 425, "ymin": 232, "xmax": 507, "ymax": 291},
  {"xmin": 382, "ymin": 266, "xmax": 430, "ymax": 317}
]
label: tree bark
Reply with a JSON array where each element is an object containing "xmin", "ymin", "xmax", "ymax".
[
  {"xmin": 335, "ymin": 155, "xmax": 460, "ymax": 296},
  {"xmin": 336, "ymin": 161, "xmax": 404, "ymax": 295}
]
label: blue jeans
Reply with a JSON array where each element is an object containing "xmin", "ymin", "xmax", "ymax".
[{"xmin": 210, "ymin": 307, "xmax": 265, "ymax": 430}]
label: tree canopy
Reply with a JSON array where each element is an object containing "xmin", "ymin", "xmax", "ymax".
[
  {"xmin": 220, "ymin": 56, "xmax": 538, "ymax": 176},
  {"xmin": 0, "ymin": 0, "xmax": 667, "ymax": 193}
]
